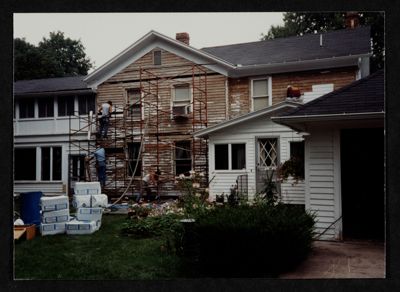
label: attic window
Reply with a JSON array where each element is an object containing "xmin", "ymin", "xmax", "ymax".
[{"xmin": 153, "ymin": 50, "xmax": 162, "ymax": 65}]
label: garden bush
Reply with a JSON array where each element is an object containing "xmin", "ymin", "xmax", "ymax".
[{"xmin": 185, "ymin": 203, "xmax": 315, "ymax": 277}]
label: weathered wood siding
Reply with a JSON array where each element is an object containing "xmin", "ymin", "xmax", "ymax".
[
  {"xmin": 96, "ymin": 48, "xmax": 228, "ymax": 196},
  {"xmin": 225, "ymin": 67, "xmax": 357, "ymax": 117},
  {"xmin": 208, "ymin": 116, "xmax": 305, "ymax": 203},
  {"xmin": 272, "ymin": 67, "xmax": 357, "ymax": 104}
]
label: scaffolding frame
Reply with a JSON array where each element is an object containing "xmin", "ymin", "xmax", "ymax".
[{"xmin": 68, "ymin": 64, "xmax": 209, "ymax": 199}]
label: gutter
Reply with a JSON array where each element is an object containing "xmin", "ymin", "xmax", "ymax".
[
  {"xmin": 14, "ymin": 88, "xmax": 94, "ymax": 98},
  {"xmin": 272, "ymin": 111, "xmax": 384, "ymax": 124},
  {"xmin": 228, "ymin": 53, "xmax": 370, "ymax": 78}
]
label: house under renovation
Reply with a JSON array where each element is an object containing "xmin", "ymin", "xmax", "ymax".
[
  {"xmin": 80, "ymin": 24, "xmax": 371, "ymax": 200},
  {"xmin": 14, "ymin": 18, "xmax": 377, "ymax": 235}
]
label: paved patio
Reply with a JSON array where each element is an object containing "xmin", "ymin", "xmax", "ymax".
[{"xmin": 280, "ymin": 240, "xmax": 385, "ymax": 278}]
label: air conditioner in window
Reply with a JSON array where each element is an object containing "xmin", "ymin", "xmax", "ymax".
[{"xmin": 172, "ymin": 105, "xmax": 190, "ymax": 119}]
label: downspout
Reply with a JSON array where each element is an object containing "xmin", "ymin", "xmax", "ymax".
[{"xmin": 225, "ymin": 77, "xmax": 229, "ymax": 119}]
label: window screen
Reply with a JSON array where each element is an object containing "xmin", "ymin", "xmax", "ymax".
[
  {"xmin": 78, "ymin": 95, "xmax": 96, "ymax": 115},
  {"xmin": 252, "ymin": 79, "xmax": 269, "ymax": 111},
  {"xmin": 19, "ymin": 98, "xmax": 35, "ymax": 119},
  {"xmin": 38, "ymin": 97, "xmax": 54, "ymax": 118},
  {"xmin": 290, "ymin": 141, "xmax": 305, "ymax": 179},
  {"xmin": 52, "ymin": 147, "xmax": 62, "ymax": 180},
  {"xmin": 215, "ymin": 144, "xmax": 229, "ymax": 170},
  {"xmin": 58, "ymin": 96, "xmax": 74, "ymax": 116}
]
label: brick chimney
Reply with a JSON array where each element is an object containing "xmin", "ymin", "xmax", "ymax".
[
  {"xmin": 176, "ymin": 32, "xmax": 190, "ymax": 45},
  {"xmin": 345, "ymin": 12, "xmax": 360, "ymax": 29}
]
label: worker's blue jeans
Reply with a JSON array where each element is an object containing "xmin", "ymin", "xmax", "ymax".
[
  {"xmin": 97, "ymin": 164, "xmax": 106, "ymax": 188},
  {"xmin": 99, "ymin": 117, "xmax": 109, "ymax": 138}
]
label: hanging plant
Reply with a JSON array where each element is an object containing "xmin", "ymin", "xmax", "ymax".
[{"xmin": 277, "ymin": 157, "xmax": 304, "ymax": 183}]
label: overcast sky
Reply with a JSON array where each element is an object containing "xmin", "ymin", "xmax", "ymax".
[{"xmin": 14, "ymin": 13, "xmax": 284, "ymax": 72}]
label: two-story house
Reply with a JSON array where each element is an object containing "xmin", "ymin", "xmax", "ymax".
[{"xmin": 82, "ymin": 25, "xmax": 371, "ymax": 201}]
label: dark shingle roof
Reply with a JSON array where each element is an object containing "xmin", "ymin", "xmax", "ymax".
[
  {"xmin": 281, "ymin": 70, "xmax": 384, "ymax": 117},
  {"xmin": 201, "ymin": 26, "xmax": 371, "ymax": 66},
  {"xmin": 14, "ymin": 75, "xmax": 91, "ymax": 95}
]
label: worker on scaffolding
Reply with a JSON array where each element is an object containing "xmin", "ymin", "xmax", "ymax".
[
  {"xmin": 98, "ymin": 100, "xmax": 113, "ymax": 138},
  {"xmin": 86, "ymin": 143, "xmax": 107, "ymax": 188}
]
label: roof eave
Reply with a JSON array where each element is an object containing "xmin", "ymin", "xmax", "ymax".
[
  {"xmin": 194, "ymin": 101, "xmax": 301, "ymax": 138},
  {"xmin": 84, "ymin": 31, "xmax": 235, "ymax": 89},
  {"xmin": 14, "ymin": 88, "xmax": 95, "ymax": 97},
  {"xmin": 228, "ymin": 53, "xmax": 370, "ymax": 77}
]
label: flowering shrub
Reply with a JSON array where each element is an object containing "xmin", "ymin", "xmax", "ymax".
[{"xmin": 175, "ymin": 170, "xmax": 213, "ymax": 217}]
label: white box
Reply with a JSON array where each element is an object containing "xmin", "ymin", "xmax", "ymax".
[
  {"xmin": 72, "ymin": 194, "xmax": 108, "ymax": 208},
  {"xmin": 40, "ymin": 195, "xmax": 69, "ymax": 212},
  {"xmin": 74, "ymin": 182, "xmax": 101, "ymax": 195},
  {"xmin": 41, "ymin": 209, "xmax": 70, "ymax": 224},
  {"xmin": 76, "ymin": 207, "xmax": 103, "ymax": 222},
  {"xmin": 95, "ymin": 220, "xmax": 102, "ymax": 231},
  {"xmin": 40, "ymin": 222, "xmax": 66, "ymax": 236},
  {"xmin": 66, "ymin": 219, "xmax": 97, "ymax": 235}
]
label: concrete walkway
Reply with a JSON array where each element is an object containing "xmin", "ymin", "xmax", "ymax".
[{"xmin": 280, "ymin": 240, "xmax": 385, "ymax": 278}]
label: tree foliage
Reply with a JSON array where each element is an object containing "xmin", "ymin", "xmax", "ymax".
[
  {"xmin": 261, "ymin": 12, "xmax": 384, "ymax": 72},
  {"xmin": 14, "ymin": 31, "xmax": 93, "ymax": 80}
]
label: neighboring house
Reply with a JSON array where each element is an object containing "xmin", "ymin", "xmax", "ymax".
[
  {"xmin": 272, "ymin": 70, "xmax": 384, "ymax": 240},
  {"xmin": 82, "ymin": 24, "xmax": 371, "ymax": 197},
  {"xmin": 14, "ymin": 76, "xmax": 96, "ymax": 195}
]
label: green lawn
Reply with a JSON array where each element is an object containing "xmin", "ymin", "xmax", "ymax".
[{"xmin": 14, "ymin": 215, "xmax": 184, "ymax": 280}]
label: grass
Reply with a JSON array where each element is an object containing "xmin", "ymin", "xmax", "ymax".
[{"xmin": 14, "ymin": 215, "xmax": 184, "ymax": 280}]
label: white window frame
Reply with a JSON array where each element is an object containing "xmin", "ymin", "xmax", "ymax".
[
  {"xmin": 14, "ymin": 145, "xmax": 63, "ymax": 182},
  {"xmin": 125, "ymin": 88, "xmax": 143, "ymax": 120},
  {"xmin": 153, "ymin": 50, "xmax": 162, "ymax": 66},
  {"xmin": 171, "ymin": 83, "xmax": 192, "ymax": 117},
  {"xmin": 213, "ymin": 142, "xmax": 247, "ymax": 172},
  {"xmin": 250, "ymin": 77, "xmax": 272, "ymax": 111}
]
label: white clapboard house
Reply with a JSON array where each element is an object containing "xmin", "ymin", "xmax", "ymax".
[{"xmin": 14, "ymin": 76, "xmax": 96, "ymax": 196}]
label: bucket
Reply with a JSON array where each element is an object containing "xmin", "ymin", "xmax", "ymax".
[{"xmin": 20, "ymin": 191, "xmax": 43, "ymax": 226}]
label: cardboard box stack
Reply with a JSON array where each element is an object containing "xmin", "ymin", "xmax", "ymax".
[
  {"xmin": 66, "ymin": 182, "xmax": 108, "ymax": 235},
  {"xmin": 39, "ymin": 195, "xmax": 70, "ymax": 236}
]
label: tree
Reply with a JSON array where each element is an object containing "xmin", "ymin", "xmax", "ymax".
[
  {"xmin": 14, "ymin": 31, "xmax": 93, "ymax": 80},
  {"xmin": 261, "ymin": 12, "xmax": 384, "ymax": 72}
]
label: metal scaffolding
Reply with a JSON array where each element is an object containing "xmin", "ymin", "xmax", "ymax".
[{"xmin": 68, "ymin": 64, "xmax": 209, "ymax": 200}]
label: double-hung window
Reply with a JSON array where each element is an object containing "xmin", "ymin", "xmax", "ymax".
[
  {"xmin": 128, "ymin": 142, "xmax": 142, "ymax": 176},
  {"xmin": 214, "ymin": 143, "xmax": 246, "ymax": 170},
  {"xmin": 153, "ymin": 50, "xmax": 162, "ymax": 66},
  {"xmin": 251, "ymin": 78, "xmax": 271, "ymax": 111},
  {"xmin": 175, "ymin": 141, "xmax": 192, "ymax": 175},
  {"xmin": 127, "ymin": 89, "xmax": 141, "ymax": 120},
  {"xmin": 173, "ymin": 84, "xmax": 191, "ymax": 109},
  {"xmin": 41, "ymin": 146, "xmax": 62, "ymax": 181}
]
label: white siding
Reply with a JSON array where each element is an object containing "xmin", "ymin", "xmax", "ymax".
[
  {"xmin": 305, "ymin": 128, "xmax": 341, "ymax": 240},
  {"xmin": 208, "ymin": 115, "xmax": 305, "ymax": 203}
]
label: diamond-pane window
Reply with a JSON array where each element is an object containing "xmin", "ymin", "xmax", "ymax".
[{"xmin": 258, "ymin": 138, "xmax": 278, "ymax": 169}]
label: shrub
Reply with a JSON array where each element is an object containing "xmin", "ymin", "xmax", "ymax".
[{"xmin": 184, "ymin": 203, "xmax": 315, "ymax": 277}]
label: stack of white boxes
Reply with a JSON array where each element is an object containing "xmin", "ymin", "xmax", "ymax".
[
  {"xmin": 66, "ymin": 182, "xmax": 108, "ymax": 235},
  {"xmin": 40, "ymin": 195, "xmax": 70, "ymax": 236}
]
